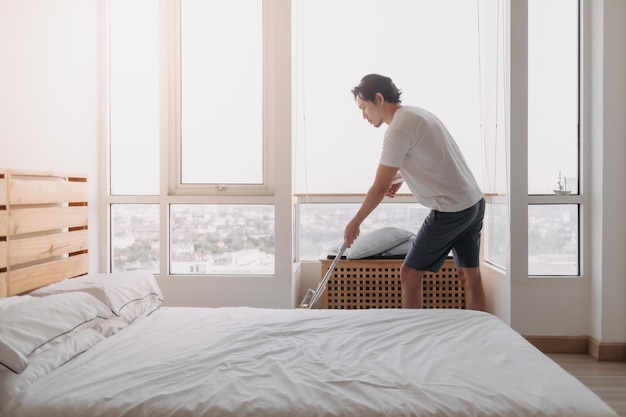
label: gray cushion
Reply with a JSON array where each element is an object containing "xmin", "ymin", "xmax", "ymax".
[
  {"xmin": 346, "ymin": 227, "xmax": 415, "ymax": 259},
  {"xmin": 380, "ymin": 236, "xmax": 415, "ymax": 257}
]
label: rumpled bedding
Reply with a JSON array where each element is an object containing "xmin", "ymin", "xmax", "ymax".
[{"xmin": 1, "ymin": 307, "xmax": 617, "ymax": 417}]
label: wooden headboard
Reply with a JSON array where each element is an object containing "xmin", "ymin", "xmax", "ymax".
[{"xmin": 0, "ymin": 169, "xmax": 88, "ymax": 297}]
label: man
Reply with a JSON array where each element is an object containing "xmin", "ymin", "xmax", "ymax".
[{"xmin": 344, "ymin": 74, "xmax": 486, "ymax": 311}]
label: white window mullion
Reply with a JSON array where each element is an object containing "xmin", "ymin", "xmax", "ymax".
[{"xmin": 508, "ymin": 0, "xmax": 529, "ymax": 282}]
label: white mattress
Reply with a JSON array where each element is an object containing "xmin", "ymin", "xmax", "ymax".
[{"xmin": 2, "ymin": 307, "xmax": 618, "ymax": 417}]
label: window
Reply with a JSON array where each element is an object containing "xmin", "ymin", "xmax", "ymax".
[
  {"xmin": 484, "ymin": 196, "xmax": 508, "ymax": 269},
  {"xmin": 109, "ymin": 0, "xmax": 159, "ymax": 195},
  {"xmin": 528, "ymin": 0, "xmax": 579, "ymax": 196},
  {"xmin": 170, "ymin": 204, "xmax": 274, "ymax": 274},
  {"xmin": 528, "ymin": 0, "xmax": 580, "ymax": 276},
  {"xmin": 477, "ymin": 0, "xmax": 508, "ymax": 270},
  {"xmin": 111, "ymin": 204, "xmax": 160, "ymax": 273},
  {"xmin": 483, "ymin": 0, "xmax": 580, "ymax": 275},
  {"xmin": 108, "ymin": 0, "xmax": 582, "ymax": 281},
  {"xmin": 528, "ymin": 205, "xmax": 578, "ymax": 276},
  {"xmin": 298, "ymin": 201, "xmax": 429, "ymax": 260},
  {"xmin": 294, "ymin": 0, "xmax": 482, "ymax": 195},
  {"xmin": 108, "ymin": 0, "xmax": 278, "ymax": 275},
  {"xmin": 294, "ymin": 0, "xmax": 485, "ymax": 260},
  {"xmin": 180, "ymin": 0, "xmax": 263, "ymax": 186}
]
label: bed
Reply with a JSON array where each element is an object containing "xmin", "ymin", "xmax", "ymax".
[{"xmin": 0, "ymin": 169, "xmax": 619, "ymax": 417}]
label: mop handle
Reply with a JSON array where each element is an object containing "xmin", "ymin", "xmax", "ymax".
[{"xmin": 308, "ymin": 242, "xmax": 347, "ymax": 308}]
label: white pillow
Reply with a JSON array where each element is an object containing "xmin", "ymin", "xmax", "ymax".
[
  {"xmin": 0, "ymin": 328, "xmax": 104, "ymax": 398},
  {"xmin": 93, "ymin": 316, "xmax": 133, "ymax": 338},
  {"xmin": 346, "ymin": 227, "xmax": 415, "ymax": 259},
  {"xmin": 0, "ymin": 296, "xmax": 27, "ymax": 308},
  {"xmin": 0, "ymin": 293, "xmax": 111, "ymax": 374},
  {"xmin": 0, "ymin": 297, "xmax": 31, "ymax": 373},
  {"xmin": 0, "ymin": 338, "xmax": 28, "ymax": 375},
  {"xmin": 94, "ymin": 297, "xmax": 162, "ymax": 337},
  {"xmin": 31, "ymin": 269, "xmax": 164, "ymax": 320}
]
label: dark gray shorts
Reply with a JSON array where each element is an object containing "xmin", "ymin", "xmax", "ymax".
[{"xmin": 404, "ymin": 198, "xmax": 485, "ymax": 272}]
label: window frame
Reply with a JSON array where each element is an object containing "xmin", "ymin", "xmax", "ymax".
[
  {"xmin": 526, "ymin": 0, "xmax": 582, "ymax": 278},
  {"xmin": 106, "ymin": 0, "xmax": 291, "ymax": 278},
  {"xmin": 166, "ymin": 0, "xmax": 274, "ymax": 197}
]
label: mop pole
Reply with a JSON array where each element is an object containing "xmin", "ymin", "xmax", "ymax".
[{"xmin": 298, "ymin": 242, "xmax": 347, "ymax": 309}]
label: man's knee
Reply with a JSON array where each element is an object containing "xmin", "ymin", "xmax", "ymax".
[
  {"xmin": 457, "ymin": 267, "xmax": 481, "ymax": 285},
  {"xmin": 400, "ymin": 264, "xmax": 424, "ymax": 284}
]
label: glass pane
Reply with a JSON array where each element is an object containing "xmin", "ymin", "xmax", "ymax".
[
  {"xmin": 170, "ymin": 204, "xmax": 274, "ymax": 274},
  {"xmin": 294, "ymin": 0, "xmax": 483, "ymax": 194},
  {"xmin": 528, "ymin": 0, "xmax": 578, "ymax": 195},
  {"xmin": 180, "ymin": 0, "xmax": 263, "ymax": 184},
  {"xmin": 484, "ymin": 199, "xmax": 508, "ymax": 270},
  {"xmin": 109, "ymin": 0, "xmax": 160, "ymax": 195},
  {"xmin": 298, "ymin": 202, "xmax": 428, "ymax": 261},
  {"xmin": 528, "ymin": 204, "xmax": 579, "ymax": 276},
  {"xmin": 111, "ymin": 204, "xmax": 160, "ymax": 273}
]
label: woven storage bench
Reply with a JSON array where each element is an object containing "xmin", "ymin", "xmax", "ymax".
[{"xmin": 320, "ymin": 258, "xmax": 464, "ymax": 309}]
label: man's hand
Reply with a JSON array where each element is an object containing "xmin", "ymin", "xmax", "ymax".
[
  {"xmin": 386, "ymin": 177, "xmax": 404, "ymax": 198},
  {"xmin": 344, "ymin": 220, "xmax": 360, "ymax": 248}
]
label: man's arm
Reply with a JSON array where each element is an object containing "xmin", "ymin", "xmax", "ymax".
[{"xmin": 344, "ymin": 164, "xmax": 399, "ymax": 247}]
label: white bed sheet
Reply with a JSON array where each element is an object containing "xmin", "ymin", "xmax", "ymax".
[{"xmin": 2, "ymin": 308, "xmax": 617, "ymax": 417}]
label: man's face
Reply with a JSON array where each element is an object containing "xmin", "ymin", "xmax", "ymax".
[{"xmin": 356, "ymin": 95, "xmax": 383, "ymax": 128}]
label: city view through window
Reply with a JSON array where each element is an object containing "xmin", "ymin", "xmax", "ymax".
[
  {"xmin": 112, "ymin": 204, "xmax": 275, "ymax": 275},
  {"xmin": 112, "ymin": 201, "xmax": 578, "ymax": 275}
]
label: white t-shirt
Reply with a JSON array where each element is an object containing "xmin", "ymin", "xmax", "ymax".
[{"xmin": 379, "ymin": 105, "xmax": 483, "ymax": 212}]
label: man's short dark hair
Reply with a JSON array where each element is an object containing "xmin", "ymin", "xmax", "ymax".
[{"xmin": 351, "ymin": 74, "xmax": 402, "ymax": 104}]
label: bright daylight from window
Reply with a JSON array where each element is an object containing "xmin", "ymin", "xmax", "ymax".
[
  {"xmin": 180, "ymin": 0, "xmax": 263, "ymax": 185},
  {"xmin": 527, "ymin": 0, "xmax": 579, "ymax": 275},
  {"xmin": 109, "ymin": 0, "xmax": 579, "ymax": 277},
  {"xmin": 294, "ymin": 0, "xmax": 483, "ymax": 260}
]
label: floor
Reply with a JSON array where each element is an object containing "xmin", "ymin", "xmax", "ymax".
[{"xmin": 548, "ymin": 353, "xmax": 626, "ymax": 417}]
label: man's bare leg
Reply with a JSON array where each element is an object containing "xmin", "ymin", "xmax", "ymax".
[
  {"xmin": 400, "ymin": 264, "xmax": 426, "ymax": 308},
  {"xmin": 457, "ymin": 266, "xmax": 485, "ymax": 311}
]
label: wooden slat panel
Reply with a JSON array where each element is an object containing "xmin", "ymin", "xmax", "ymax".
[
  {"xmin": 0, "ymin": 272, "xmax": 6, "ymax": 297},
  {"xmin": 0, "ymin": 169, "xmax": 89, "ymax": 297},
  {"xmin": 0, "ymin": 174, "xmax": 6, "ymax": 206},
  {"xmin": 9, "ymin": 229, "xmax": 88, "ymax": 266},
  {"xmin": 0, "ymin": 241, "xmax": 6, "ymax": 268},
  {"xmin": 4, "ymin": 169, "xmax": 84, "ymax": 179},
  {"xmin": 8, "ymin": 178, "xmax": 88, "ymax": 205},
  {"xmin": 8, "ymin": 253, "xmax": 89, "ymax": 296},
  {"xmin": 9, "ymin": 206, "xmax": 88, "ymax": 235},
  {"xmin": 0, "ymin": 210, "xmax": 6, "ymax": 236}
]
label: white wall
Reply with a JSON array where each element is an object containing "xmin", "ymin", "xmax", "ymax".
[
  {"xmin": 588, "ymin": 0, "xmax": 626, "ymax": 343},
  {"xmin": 0, "ymin": 0, "xmax": 103, "ymax": 274}
]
